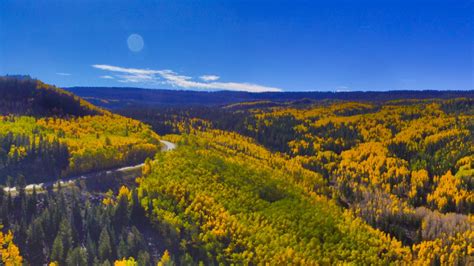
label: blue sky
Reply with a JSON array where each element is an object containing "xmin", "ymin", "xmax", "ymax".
[{"xmin": 0, "ymin": 0, "xmax": 472, "ymax": 92}]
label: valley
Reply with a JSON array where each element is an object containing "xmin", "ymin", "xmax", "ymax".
[
  {"xmin": 0, "ymin": 76, "xmax": 472, "ymax": 265},
  {"xmin": 2, "ymin": 140, "xmax": 176, "ymax": 196}
]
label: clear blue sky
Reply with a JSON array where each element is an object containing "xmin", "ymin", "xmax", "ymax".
[{"xmin": 1, "ymin": 0, "xmax": 472, "ymax": 92}]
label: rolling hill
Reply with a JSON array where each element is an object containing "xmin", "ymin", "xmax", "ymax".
[
  {"xmin": 0, "ymin": 76, "xmax": 104, "ymax": 116},
  {"xmin": 0, "ymin": 76, "xmax": 161, "ymax": 184}
]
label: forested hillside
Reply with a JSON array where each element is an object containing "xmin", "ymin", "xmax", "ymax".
[
  {"xmin": 138, "ymin": 131, "xmax": 412, "ymax": 264},
  {"xmin": 0, "ymin": 76, "xmax": 103, "ymax": 117},
  {"xmin": 0, "ymin": 77, "xmax": 165, "ymax": 265},
  {"xmin": 0, "ymin": 76, "xmax": 161, "ymax": 185},
  {"xmin": 120, "ymin": 98, "xmax": 474, "ymax": 265}
]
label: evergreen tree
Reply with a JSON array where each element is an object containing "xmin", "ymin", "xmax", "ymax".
[
  {"xmin": 117, "ymin": 237, "xmax": 128, "ymax": 260},
  {"xmin": 51, "ymin": 234, "xmax": 64, "ymax": 264},
  {"xmin": 26, "ymin": 219, "xmax": 45, "ymax": 263},
  {"xmin": 98, "ymin": 228, "xmax": 112, "ymax": 262},
  {"xmin": 113, "ymin": 189, "xmax": 129, "ymax": 232},
  {"xmin": 66, "ymin": 247, "xmax": 88, "ymax": 266},
  {"xmin": 137, "ymin": 251, "xmax": 151, "ymax": 266}
]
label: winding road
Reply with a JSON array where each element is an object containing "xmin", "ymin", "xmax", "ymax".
[
  {"xmin": 159, "ymin": 140, "xmax": 177, "ymax": 152},
  {"xmin": 3, "ymin": 140, "xmax": 176, "ymax": 194}
]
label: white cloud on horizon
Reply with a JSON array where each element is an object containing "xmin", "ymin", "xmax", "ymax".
[
  {"xmin": 56, "ymin": 72, "xmax": 71, "ymax": 76},
  {"xmin": 335, "ymin": 86, "xmax": 350, "ymax": 92},
  {"xmin": 100, "ymin": 75, "xmax": 114, "ymax": 79},
  {"xmin": 200, "ymin": 75, "xmax": 220, "ymax": 81},
  {"xmin": 92, "ymin": 64, "xmax": 282, "ymax": 92}
]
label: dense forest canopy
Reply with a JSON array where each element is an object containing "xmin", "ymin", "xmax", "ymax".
[
  {"xmin": 0, "ymin": 77, "xmax": 165, "ymax": 264},
  {"xmin": 119, "ymin": 97, "xmax": 473, "ymax": 265},
  {"xmin": 0, "ymin": 77, "xmax": 161, "ymax": 185},
  {"xmin": 0, "ymin": 76, "xmax": 472, "ymax": 265},
  {"xmin": 137, "ymin": 131, "xmax": 413, "ymax": 264}
]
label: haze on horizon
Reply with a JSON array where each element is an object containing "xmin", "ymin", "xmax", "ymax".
[{"xmin": 0, "ymin": 0, "xmax": 472, "ymax": 92}]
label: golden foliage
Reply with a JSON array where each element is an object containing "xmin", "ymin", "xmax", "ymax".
[
  {"xmin": 140, "ymin": 131, "xmax": 411, "ymax": 264},
  {"xmin": 157, "ymin": 250, "xmax": 172, "ymax": 266},
  {"xmin": 427, "ymin": 171, "xmax": 473, "ymax": 213},
  {"xmin": 0, "ymin": 228, "xmax": 23, "ymax": 266},
  {"xmin": 146, "ymin": 99, "xmax": 473, "ymax": 264},
  {"xmin": 114, "ymin": 257, "xmax": 137, "ymax": 266}
]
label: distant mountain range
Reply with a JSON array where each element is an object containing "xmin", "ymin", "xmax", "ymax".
[{"xmin": 67, "ymin": 86, "xmax": 474, "ymax": 109}]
